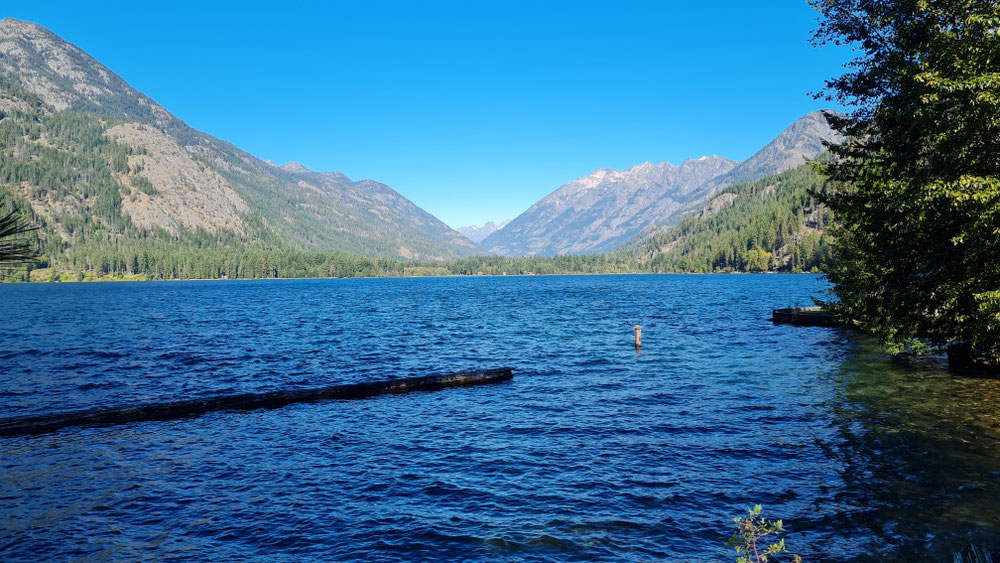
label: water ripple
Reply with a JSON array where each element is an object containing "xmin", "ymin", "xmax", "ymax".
[{"xmin": 0, "ymin": 275, "xmax": 999, "ymax": 561}]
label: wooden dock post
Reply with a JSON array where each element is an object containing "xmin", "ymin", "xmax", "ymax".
[{"xmin": 634, "ymin": 325, "xmax": 642, "ymax": 349}]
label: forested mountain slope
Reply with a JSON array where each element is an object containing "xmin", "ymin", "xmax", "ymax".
[
  {"xmin": 0, "ymin": 18, "xmax": 480, "ymax": 264},
  {"xmin": 631, "ymin": 163, "xmax": 833, "ymax": 272}
]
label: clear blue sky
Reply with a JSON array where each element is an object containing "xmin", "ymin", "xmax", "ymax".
[{"xmin": 8, "ymin": 1, "xmax": 850, "ymax": 228}]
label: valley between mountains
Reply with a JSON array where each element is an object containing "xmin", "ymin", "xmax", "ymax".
[{"xmin": 0, "ymin": 18, "xmax": 840, "ymax": 280}]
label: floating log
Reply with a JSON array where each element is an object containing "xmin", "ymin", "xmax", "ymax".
[
  {"xmin": 0, "ymin": 368, "xmax": 514, "ymax": 437},
  {"xmin": 771, "ymin": 307, "xmax": 839, "ymax": 327}
]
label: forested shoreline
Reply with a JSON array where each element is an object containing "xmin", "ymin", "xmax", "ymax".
[
  {"xmin": 5, "ymin": 252, "xmax": 634, "ymax": 282},
  {"xmin": 3, "ymin": 249, "xmax": 825, "ymax": 283}
]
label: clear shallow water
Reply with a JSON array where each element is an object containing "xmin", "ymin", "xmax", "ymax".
[{"xmin": 0, "ymin": 274, "xmax": 998, "ymax": 561}]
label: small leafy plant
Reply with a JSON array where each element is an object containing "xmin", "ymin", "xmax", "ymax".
[{"xmin": 727, "ymin": 505, "xmax": 802, "ymax": 563}]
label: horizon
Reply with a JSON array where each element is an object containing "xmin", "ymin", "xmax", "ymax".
[{"xmin": 4, "ymin": 2, "xmax": 852, "ymax": 229}]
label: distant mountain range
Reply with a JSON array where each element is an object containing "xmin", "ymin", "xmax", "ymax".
[
  {"xmin": 456, "ymin": 220, "xmax": 510, "ymax": 244},
  {"xmin": 0, "ymin": 18, "xmax": 480, "ymax": 261},
  {"xmin": 481, "ymin": 111, "xmax": 840, "ymax": 256}
]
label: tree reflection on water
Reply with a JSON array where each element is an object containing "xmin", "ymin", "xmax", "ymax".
[{"xmin": 817, "ymin": 337, "xmax": 1000, "ymax": 561}]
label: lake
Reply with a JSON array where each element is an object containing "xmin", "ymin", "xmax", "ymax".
[{"xmin": 1, "ymin": 275, "xmax": 998, "ymax": 561}]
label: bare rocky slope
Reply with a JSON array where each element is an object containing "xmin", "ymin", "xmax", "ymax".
[
  {"xmin": 0, "ymin": 18, "xmax": 479, "ymax": 261},
  {"xmin": 482, "ymin": 111, "xmax": 840, "ymax": 256}
]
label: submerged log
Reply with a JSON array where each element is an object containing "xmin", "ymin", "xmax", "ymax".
[
  {"xmin": 771, "ymin": 307, "xmax": 839, "ymax": 327},
  {"xmin": 0, "ymin": 368, "xmax": 514, "ymax": 437}
]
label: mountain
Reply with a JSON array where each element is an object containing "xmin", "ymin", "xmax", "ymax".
[
  {"xmin": 456, "ymin": 220, "xmax": 510, "ymax": 244},
  {"xmin": 692, "ymin": 111, "xmax": 840, "ymax": 195},
  {"xmin": 481, "ymin": 156, "xmax": 738, "ymax": 256},
  {"xmin": 481, "ymin": 111, "xmax": 841, "ymax": 257},
  {"xmin": 0, "ymin": 18, "xmax": 480, "ymax": 262}
]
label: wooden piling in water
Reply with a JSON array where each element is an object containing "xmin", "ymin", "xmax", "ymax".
[
  {"xmin": 634, "ymin": 325, "xmax": 642, "ymax": 349},
  {"xmin": 0, "ymin": 368, "xmax": 514, "ymax": 437}
]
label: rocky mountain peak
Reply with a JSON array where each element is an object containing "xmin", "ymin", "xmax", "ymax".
[
  {"xmin": 456, "ymin": 220, "xmax": 511, "ymax": 244},
  {"xmin": 682, "ymin": 155, "xmax": 716, "ymax": 165},
  {"xmin": 281, "ymin": 161, "xmax": 311, "ymax": 174},
  {"xmin": 0, "ymin": 18, "xmax": 178, "ymax": 129},
  {"xmin": 701, "ymin": 111, "xmax": 842, "ymax": 188}
]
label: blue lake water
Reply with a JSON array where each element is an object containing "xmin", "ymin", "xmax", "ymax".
[{"xmin": 1, "ymin": 274, "xmax": 998, "ymax": 561}]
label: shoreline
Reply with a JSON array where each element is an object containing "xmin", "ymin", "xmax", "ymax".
[{"xmin": 3, "ymin": 270, "xmax": 827, "ymax": 284}]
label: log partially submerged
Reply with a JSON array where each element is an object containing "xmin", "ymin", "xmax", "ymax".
[
  {"xmin": 0, "ymin": 368, "xmax": 514, "ymax": 437},
  {"xmin": 771, "ymin": 307, "xmax": 839, "ymax": 327}
]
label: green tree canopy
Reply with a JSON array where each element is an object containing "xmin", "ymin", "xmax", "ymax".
[
  {"xmin": 0, "ymin": 197, "xmax": 36, "ymax": 267},
  {"xmin": 812, "ymin": 0, "xmax": 1000, "ymax": 358}
]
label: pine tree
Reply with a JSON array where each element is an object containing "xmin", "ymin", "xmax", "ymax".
[{"xmin": 0, "ymin": 197, "xmax": 36, "ymax": 267}]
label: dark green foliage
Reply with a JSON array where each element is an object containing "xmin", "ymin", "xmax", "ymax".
[
  {"xmin": 52, "ymin": 247, "xmax": 639, "ymax": 280},
  {"xmin": 130, "ymin": 175, "xmax": 157, "ymax": 195},
  {"xmin": 812, "ymin": 0, "xmax": 1000, "ymax": 357},
  {"xmin": 0, "ymin": 196, "xmax": 37, "ymax": 267},
  {"xmin": 636, "ymin": 164, "xmax": 833, "ymax": 273}
]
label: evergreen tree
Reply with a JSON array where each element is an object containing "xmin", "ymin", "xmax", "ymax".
[{"xmin": 812, "ymin": 0, "xmax": 1000, "ymax": 357}]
